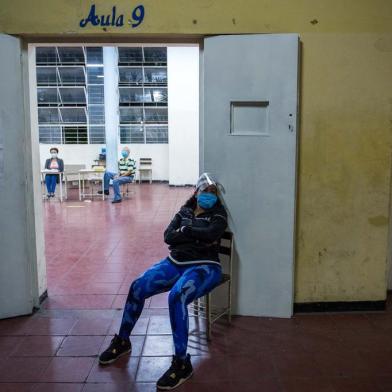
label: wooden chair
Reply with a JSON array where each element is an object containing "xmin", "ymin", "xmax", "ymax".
[
  {"xmin": 189, "ymin": 231, "xmax": 234, "ymax": 340},
  {"xmin": 138, "ymin": 158, "xmax": 152, "ymax": 184}
]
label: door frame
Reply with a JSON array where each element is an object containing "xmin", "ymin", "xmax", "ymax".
[
  {"xmin": 25, "ymin": 37, "xmax": 203, "ymax": 310},
  {"xmin": 21, "ymin": 34, "xmax": 299, "ymax": 317}
]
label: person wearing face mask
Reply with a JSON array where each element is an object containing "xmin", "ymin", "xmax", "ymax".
[
  {"xmin": 98, "ymin": 173, "xmax": 227, "ymax": 390},
  {"xmin": 98, "ymin": 146, "xmax": 136, "ymax": 204},
  {"xmin": 44, "ymin": 147, "xmax": 64, "ymax": 198}
]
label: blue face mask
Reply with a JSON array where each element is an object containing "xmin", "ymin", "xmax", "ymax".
[
  {"xmin": 197, "ymin": 192, "xmax": 218, "ymax": 209},
  {"xmin": 121, "ymin": 150, "xmax": 129, "ymax": 158}
]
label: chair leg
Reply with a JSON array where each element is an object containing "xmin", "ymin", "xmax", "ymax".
[
  {"xmin": 228, "ymin": 280, "xmax": 232, "ymax": 324},
  {"xmin": 194, "ymin": 298, "xmax": 199, "ymax": 316},
  {"xmin": 206, "ymin": 294, "xmax": 211, "ymax": 341}
]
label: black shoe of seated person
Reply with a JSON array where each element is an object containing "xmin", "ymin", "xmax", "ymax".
[
  {"xmin": 99, "ymin": 334, "xmax": 131, "ymax": 365},
  {"xmin": 98, "ymin": 190, "xmax": 110, "ymax": 195},
  {"xmin": 156, "ymin": 354, "xmax": 193, "ymax": 390}
]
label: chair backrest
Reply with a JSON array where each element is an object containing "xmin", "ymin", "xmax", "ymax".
[
  {"xmin": 64, "ymin": 164, "xmax": 87, "ymax": 182},
  {"xmin": 64, "ymin": 164, "xmax": 86, "ymax": 174},
  {"xmin": 218, "ymin": 231, "xmax": 233, "ymax": 277},
  {"xmin": 139, "ymin": 158, "xmax": 152, "ymax": 167}
]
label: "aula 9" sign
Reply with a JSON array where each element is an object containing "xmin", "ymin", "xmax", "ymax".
[{"xmin": 80, "ymin": 4, "xmax": 145, "ymax": 28}]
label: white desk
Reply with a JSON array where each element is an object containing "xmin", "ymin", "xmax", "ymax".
[
  {"xmin": 78, "ymin": 169, "xmax": 105, "ymax": 201},
  {"xmin": 41, "ymin": 170, "xmax": 66, "ymax": 202}
]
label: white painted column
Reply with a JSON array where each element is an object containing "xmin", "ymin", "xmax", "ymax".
[
  {"xmin": 168, "ymin": 46, "xmax": 199, "ymax": 186},
  {"xmin": 103, "ymin": 47, "xmax": 119, "ymax": 173}
]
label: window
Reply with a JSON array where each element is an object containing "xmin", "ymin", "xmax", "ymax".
[
  {"xmin": 86, "ymin": 47, "xmax": 103, "ymax": 65},
  {"xmin": 119, "ymin": 87, "xmax": 144, "ymax": 104},
  {"xmin": 144, "ymin": 88, "xmax": 167, "ymax": 104},
  {"xmin": 119, "ymin": 67, "xmax": 143, "ymax": 85},
  {"xmin": 38, "ymin": 108, "xmax": 60, "ymax": 123},
  {"xmin": 119, "ymin": 107, "xmax": 143, "ymax": 123},
  {"xmin": 58, "ymin": 67, "xmax": 85, "ymax": 85},
  {"xmin": 39, "ymin": 126, "xmax": 62, "ymax": 144},
  {"xmin": 63, "ymin": 126, "xmax": 88, "ymax": 144},
  {"xmin": 37, "ymin": 88, "xmax": 60, "ymax": 105},
  {"xmin": 118, "ymin": 46, "xmax": 168, "ymax": 144},
  {"xmin": 87, "ymin": 86, "xmax": 104, "ymax": 104},
  {"xmin": 144, "ymin": 68, "xmax": 167, "ymax": 85},
  {"xmin": 60, "ymin": 108, "xmax": 87, "ymax": 123},
  {"xmin": 36, "ymin": 48, "xmax": 59, "ymax": 64},
  {"xmin": 146, "ymin": 125, "xmax": 168, "ymax": 144},
  {"xmin": 118, "ymin": 47, "xmax": 143, "ymax": 65},
  {"xmin": 87, "ymin": 66, "xmax": 104, "ymax": 85},
  {"xmin": 89, "ymin": 126, "xmax": 106, "ymax": 144},
  {"xmin": 36, "ymin": 46, "xmax": 105, "ymax": 144},
  {"xmin": 36, "ymin": 46, "xmax": 170, "ymax": 145},
  {"xmin": 36, "ymin": 67, "xmax": 58, "ymax": 85},
  {"xmin": 144, "ymin": 108, "xmax": 168, "ymax": 123},
  {"xmin": 57, "ymin": 47, "xmax": 85, "ymax": 64},
  {"xmin": 120, "ymin": 125, "xmax": 145, "ymax": 144},
  {"xmin": 59, "ymin": 87, "xmax": 86, "ymax": 105},
  {"xmin": 144, "ymin": 47, "xmax": 167, "ymax": 65},
  {"xmin": 88, "ymin": 106, "xmax": 105, "ymax": 124}
]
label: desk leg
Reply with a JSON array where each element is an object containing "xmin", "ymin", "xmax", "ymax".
[
  {"xmin": 78, "ymin": 174, "xmax": 81, "ymax": 201},
  {"xmin": 59, "ymin": 174, "xmax": 63, "ymax": 202},
  {"xmin": 41, "ymin": 173, "xmax": 46, "ymax": 201},
  {"xmin": 63, "ymin": 173, "xmax": 67, "ymax": 200}
]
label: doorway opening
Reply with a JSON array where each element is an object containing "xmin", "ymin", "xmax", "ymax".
[{"xmin": 28, "ymin": 42, "xmax": 200, "ymax": 305}]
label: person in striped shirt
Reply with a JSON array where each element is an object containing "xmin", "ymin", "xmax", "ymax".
[{"xmin": 99, "ymin": 146, "xmax": 136, "ymax": 203}]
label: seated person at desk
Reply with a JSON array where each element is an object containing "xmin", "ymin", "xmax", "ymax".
[
  {"xmin": 99, "ymin": 146, "xmax": 136, "ymax": 204},
  {"xmin": 44, "ymin": 147, "xmax": 64, "ymax": 198},
  {"xmin": 98, "ymin": 173, "xmax": 227, "ymax": 390}
]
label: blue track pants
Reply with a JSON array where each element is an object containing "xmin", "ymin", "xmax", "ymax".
[{"xmin": 119, "ymin": 258, "xmax": 222, "ymax": 359}]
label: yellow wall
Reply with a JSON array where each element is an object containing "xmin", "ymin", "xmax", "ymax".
[{"xmin": 1, "ymin": 0, "xmax": 392, "ymax": 303}]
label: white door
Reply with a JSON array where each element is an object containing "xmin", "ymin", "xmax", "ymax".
[
  {"xmin": 0, "ymin": 34, "xmax": 37, "ymax": 318},
  {"xmin": 201, "ymin": 34, "xmax": 299, "ymax": 317}
]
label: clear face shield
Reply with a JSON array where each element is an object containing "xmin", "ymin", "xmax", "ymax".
[{"xmin": 196, "ymin": 173, "xmax": 218, "ymax": 194}]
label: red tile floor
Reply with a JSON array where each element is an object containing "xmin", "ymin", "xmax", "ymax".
[{"xmin": 1, "ymin": 184, "xmax": 392, "ymax": 391}]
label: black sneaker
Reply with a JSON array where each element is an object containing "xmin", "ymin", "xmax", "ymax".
[
  {"xmin": 156, "ymin": 354, "xmax": 193, "ymax": 390},
  {"xmin": 98, "ymin": 190, "xmax": 110, "ymax": 195},
  {"xmin": 112, "ymin": 199, "xmax": 122, "ymax": 204},
  {"xmin": 98, "ymin": 334, "xmax": 131, "ymax": 365}
]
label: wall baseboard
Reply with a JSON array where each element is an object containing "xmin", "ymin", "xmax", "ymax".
[
  {"xmin": 142, "ymin": 180, "xmax": 168, "ymax": 184},
  {"xmin": 294, "ymin": 300, "xmax": 386, "ymax": 313}
]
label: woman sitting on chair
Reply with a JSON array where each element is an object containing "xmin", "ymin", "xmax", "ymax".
[
  {"xmin": 99, "ymin": 173, "xmax": 227, "ymax": 390},
  {"xmin": 44, "ymin": 147, "xmax": 64, "ymax": 198}
]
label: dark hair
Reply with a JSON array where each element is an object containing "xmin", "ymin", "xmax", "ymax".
[{"xmin": 50, "ymin": 147, "xmax": 59, "ymax": 153}]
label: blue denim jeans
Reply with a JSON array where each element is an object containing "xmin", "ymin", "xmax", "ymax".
[
  {"xmin": 103, "ymin": 171, "xmax": 133, "ymax": 201},
  {"xmin": 45, "ymin": 174, "xmax": 57, "ymax": 194},
  {"xmin": 118, "ymin": 258, "xmax": 222, "ymax": 359}
]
